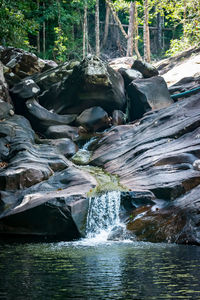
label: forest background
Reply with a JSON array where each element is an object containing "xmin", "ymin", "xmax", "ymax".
[{"xmin": 0, "ymin": 0, "xmax": 199, "ymax": 63}]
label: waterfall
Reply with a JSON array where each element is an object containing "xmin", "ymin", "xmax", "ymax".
[{"xmin": 86, "ymin": 191, "xmax": 122, "ymax": 240}]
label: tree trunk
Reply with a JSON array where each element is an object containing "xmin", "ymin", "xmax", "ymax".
[
  {"xmin": 83, "ymin": 2, "xmax": 88, "ymax": 58},
  {"xmin": 95, "ymin": 0, "xmax": 100, "ymax": 56},
  {"xmin": 183, "ymin": 0, "xmax": 187, "ymax": 38},
  {"xmin": 143, "ymin": 0, "xmax": 151, "ymax": 62},
  {"xmin": 102, "ymin": 3, "xmax": 110, "ymax": 48},
  {"xmin": 157, "ymin": 12, "xmax": 162, "ymax": 55},
  {"xmin": 105, "ymin": 0, "xmax": 128, "ymax": 39},
  {"xmin": 37, "ymin": 0, "xmax": 40, "ymax": 54},
  {"xmin": 133, "ymin": 2, "xmax": 142, "ymax": 60},
  {"xmin": 43, "ymin": 1, "xmax": 46, "ymax": 56},
  {"xmin": 126, "ymin": 1, "xmax": 134, "ymax": 57}
]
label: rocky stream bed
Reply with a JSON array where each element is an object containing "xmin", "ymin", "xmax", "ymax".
[{"xmin": 0, "ymin": 46, "xmax": 200, "ymax": 244}]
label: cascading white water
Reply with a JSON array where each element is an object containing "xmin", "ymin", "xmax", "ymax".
[{"xmin": 86, "ymin": 191, "xmax": 122, "ymax": 240}]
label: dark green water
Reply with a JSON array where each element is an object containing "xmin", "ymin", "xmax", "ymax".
[{"xmin": 0, "ymin": 240, "xmax": 200, "ymax": 299}]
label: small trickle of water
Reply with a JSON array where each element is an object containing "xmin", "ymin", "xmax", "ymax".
[{"xmin": 86, "ymin": 191, "xmax": 122, "ymax": 240}]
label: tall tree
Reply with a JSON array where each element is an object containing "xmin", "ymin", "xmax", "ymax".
[
  {"xmin": 102, "ymin": 2, "xmax": 110, "ymax": 48},
  {"xmin": 95, "ymin": 0, "xmax": 100, "ymax": 56},
  {"xmin": 143, "ymin": 0, "xmax": 151, "ymax": 62},
  {"xmin": 83, "ymin": 0, "xmax": 88, "ymax": 58},
  {"xmin": 126, "ymin": 1, "xmax": 134, "ymax": 56}
]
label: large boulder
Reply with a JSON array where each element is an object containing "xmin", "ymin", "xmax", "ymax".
[
  {"xmin": 127, "ymin": 76, "xmax": 173, "ymax": 121},
  {"xmin": 0, "ymin": 167, "xmax": 97, "ymax": 239},
  {"xmin": 45, "ymin": 124, "xmax": 80, "ymax": 141},
  {"xmin": 25, "ymin": 99, "xmax": 76, "ymax": 133},
  {"xmin": 49, "ymin": 55, "xmax": 126, "ymax": 115},
  {"xmin": 76, "ymin": 106, "xmax": 111, "ymax": 132},
  {"xmin": 118, "ymin": 68, "xmax": 143, "ymax": 87},
  {"xmin": 0, "ymin": 112, "xmax": 97, "ymax": 240},
  {"xmin": 90, "ymin": 92, "xmax": 200, "ymax": 244},
  {"xmin": 131, "ymin": 60, "xmax": 159, "ymax": 78}
]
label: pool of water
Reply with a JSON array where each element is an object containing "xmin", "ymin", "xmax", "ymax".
[{"xmin": 0, "ymin": 240, "xmax": 200, "ymax": 299}]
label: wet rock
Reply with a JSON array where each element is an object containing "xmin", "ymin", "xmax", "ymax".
[
  {"xmin": 127, "ymin": 76, "xmax": 173, "ymax": 121},
  {"xmin": 131, "ymin": 60, "xmax": 159, "ymax": 78},
  {"xmin": 107, "ymin": 225, "xmax": 132, "ymax": 241},
  {"xmin": 118, "ymin": 68, "xmax": 143, "ymax": 87},
  {"xmin": 112, "ymin": 110, "xmax": 126, "ymax": 126},
  {"xmin": 126, "ymin": 184, "xmax": 200, "ymax": 245},
  {"xmin": 52, "ymin": 55, "xmax": 126, "ymax": 115},
  {"xmin": 76, "ymin": 106, "xmax": 111, "ymax": 132},
  {"xmin": 120, "ymin": 191, "xmax": 155, "ymax": 212},
  {"xmin": 25, "ymin": 99, "xmax": 76, "ymax": 133},
  {"xmin": 45, "ymin": 124, "xmax": 79, "ymax": 141}
]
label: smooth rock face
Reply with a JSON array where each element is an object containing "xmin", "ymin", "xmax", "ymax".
[
  {"xmin": 76, "ymin": 106, "xmax": 110, "ymax": 132},
  {"xmin": 127, "ymin": 76, "xmax": 173, "ymax": 121},
  {"xmin": 118, "ymin": 68, "xmax": 143, "ymax": 87},
  {"xmin": 45, "ymin": 125, "xmax": 80, "ymax": 141},
  {"xmin": 131, "ymin": 60, "xmax": 159, "ymax": 78},
  {"xmin": 25, "ymin": 99, "xmax": 76, "ymax": 133},
  {"xmin": 53, "ymin": 55, "xmax": 126, "ymax": 114},
  {"xmin": 46, "ymin": 138, "xmax": 78, "ymax": 157},
  {"xmin": 91, "ymin": 93, "xmax": 200, "ymax": 244}
]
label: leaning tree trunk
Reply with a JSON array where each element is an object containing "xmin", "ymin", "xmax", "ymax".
[
  {"xmin": 105, "ymin": 0, "xmax": 128, "ymax": 40},
  {"xmin": 126, "ymin": 1, "xmax": 134, "ymax": 57},
  {"xmin": 95, "ymin": 0, "xmax": 100, "ymax": 57},
  {"xmin": 83, "ymin": 2, "xmax": 88, "ymax": 58},
  {"xmin": 143, "ymin": 0, "xmax": 151, "ymax": 62},
  {"xmin": 102, "ymin": 2, "xmax": 110, "ymax": 48},
  {"xmin": 134, "ymin": 2, "xmax": 142, "ymax": 60}
]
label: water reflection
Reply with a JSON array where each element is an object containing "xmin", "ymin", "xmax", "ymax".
[{"xmin": 0, "ymin": 241, "xmax": 200, "ymax": 299}]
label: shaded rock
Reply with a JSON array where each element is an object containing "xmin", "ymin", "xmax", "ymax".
[
  {"xmin": 112, "ymin": 110, "xmax": 126, "ymax": 126},
  {"xmin": 43, "ymin": 138, "xmax": 78, "ymax": 158},
  {"xmin": 10, "ymin": 79, "xmax": 40, "ymax": 100},
  {"xmin": 127, "ymin": 76, "xmax": 173, "ymax": 121},
  {"xmin": 45, "ymin": 124, "xmax": 79, "ymax": 141},
  {"xmin": 0, "ymin": 61, "xmax": 11, "ymax": 103},
  {"xmin": 118, "ymin": 68, "xmax": 143, "ymax": 87},
  {"xmin": 51, "ymin": 55, "xmax": 126, "ymax": 115},
  {"xmin": 76, "ymin": 106, "xmax": 111, "ymax": 132},
  {"xmin": 0, "ymin": 166, "xmax": 97, "ymax": 239},
  {"xmin": 120, "ymin": 191, "xmax": 155, "ymax": 212},
  {"xmin": 132, "ymin": 60, "xmax": 159, "ymax": 78},
  {"xmin": 0, "ymin": 47, "xmax": 55, "ymax": 79},
  {"xmin": 25, "ymin": 99, "xmax": 76, "ymax": 133},
  {"xmin": 0, "ymin": 101, "xmax": 14, "ymax": 120}
]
